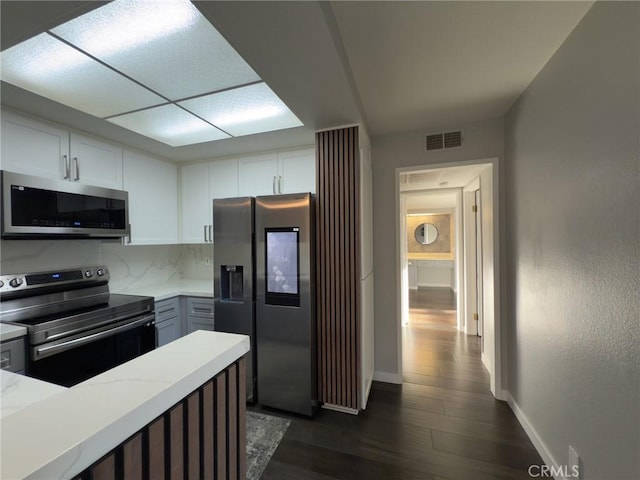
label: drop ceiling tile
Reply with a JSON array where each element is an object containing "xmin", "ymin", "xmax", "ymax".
[
  {"xmin": 107, "ymin": 104, "xmax": 230, "ymax": 147},
  {"xmin": 0, "ymin": 33, "xmax": 166, "ymax": 118},
  {"xmin": 179, "ymin": 83, "xmax": 303, "ymax": 137},
  {"xmin": 51, "ymin": 0, "xmax": 261, "ymax": 100}
]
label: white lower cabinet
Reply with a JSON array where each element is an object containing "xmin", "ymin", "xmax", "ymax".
[{"xmin": 124, "ymin": 150, "xmax": 178, "ymax": 245}]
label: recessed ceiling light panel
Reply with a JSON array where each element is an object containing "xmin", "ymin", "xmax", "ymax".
[
  {"xmin": 0, "ymin": 33, "xmax": 166, "ymax": 118},
  {"xmin": 179, "ymin": 83, "xmax": 303, "ymax": 137},
  {"xmin": 51, "ymin": 0, "xmax": 261, "ymax": 100},
  {"xmin": 107, "ymin": 104, "xmax": 230, "ymax": 147}
]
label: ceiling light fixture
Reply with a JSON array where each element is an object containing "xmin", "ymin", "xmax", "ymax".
[{"xmin": 0, "ymin": 0, "xmax": 303, "ymax": 147}]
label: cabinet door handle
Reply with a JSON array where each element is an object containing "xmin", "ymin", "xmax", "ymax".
[
  {"xmin": 63, "ymin": 155, "xmax": 70, "ymax": 180},
  {"xmin": 209, "ymin": 225, "xmax": 213, "ymax": 243},
  {"xmin": 273, "ymin": 176, "xmax": 277, "ymax": 194},
  {"xmin": 73, "ymin": 157, "xmax": 80, "ymax": 181},
  {"xmin": 278, "ymin": 175, "xmax": 282, "ymax": 194},
  {"xmin": 204, "ymin": 225, "xmax": 208, "ymax": 243}
]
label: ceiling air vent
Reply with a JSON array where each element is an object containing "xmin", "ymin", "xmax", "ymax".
[
  {"xmin": 426, "ymin": 130, "xmax": 463, "ymax": 151},
  {"xmin": 426, "ymin": 133, "xmax": 443, "ymax": 151}
]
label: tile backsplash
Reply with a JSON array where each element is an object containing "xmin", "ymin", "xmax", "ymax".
[{"xmin": 0, "ymin": 240, "xmax": 212, "ymax": 291}]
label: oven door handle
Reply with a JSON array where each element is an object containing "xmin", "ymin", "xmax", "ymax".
[{"xmin": 34, "ymin": 314, "xmax": 155, "ymax": 359}]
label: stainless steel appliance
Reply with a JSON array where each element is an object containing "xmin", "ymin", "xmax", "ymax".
[
  {"xmin": 1, "ymin": 170, "xmax": 129, "ymax": 239},
  {"xmin": 0, "ymin": 266, "xmax": 155, "ymax": 386},
  {"xmin": 213, "ymin": 196, "xmax": 257, "ymax": 401},
  {"xmin": 213, "ymin": 193, "xmax": 316, "ymax": 416}
]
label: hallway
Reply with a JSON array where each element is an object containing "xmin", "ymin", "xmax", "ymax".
[{"xmin": 261, "ymin": 287, "xmax": 543, "ymax": 479}]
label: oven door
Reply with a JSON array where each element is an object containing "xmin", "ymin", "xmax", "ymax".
[{"xmin": 26, "ymin": 313, "xmax": 156, "ymax": 387}]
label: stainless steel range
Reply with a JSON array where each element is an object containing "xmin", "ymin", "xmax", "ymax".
[{"xmin": 0, "ymin": 265, "xmax": 155, "ymax": 386}]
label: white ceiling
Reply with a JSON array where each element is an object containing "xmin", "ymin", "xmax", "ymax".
[{"xmin": 0, "ymin": 1, "xmax": 593, "ymax": 161}]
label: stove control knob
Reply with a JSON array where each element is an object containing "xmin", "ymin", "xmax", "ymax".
[
  {"xmin": 96, "ymin": 268, "xmax": 106, "ymax": 277},
  {"xmin": 0, "ymin": 280, "xmax": 4, "ymax": 288},
  {"xmin": 9, "ymin": 277, "xmax": 23, "ymax": 288},
  {"xmin": 84, "ymin": 270, "xmax": 94, "ymax": 278}
]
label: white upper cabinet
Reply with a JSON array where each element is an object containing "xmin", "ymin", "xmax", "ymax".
[
  {"xmin": 181, "ymin": 162, "xmax": 211, "ymax": 244},
  {"xmin": 209, "ymin": 158, "xmax": 239, "ymax": 200},
  {"xmin": 1, "ymin": 110, "xmax": 123, "ymax": 189},
  {"xmin": 238, "ymin": 153, "xmax": 279, "ymax": 196},
  {"xmin": 1, "ymin": 110, "xmax": 70, "ymax": 179},
  {"xmin": 237, "ymin": 147, "xmax": 315, "ymax": 196},
  {"xmin": 277, "ymin": 148, "xmax": 315, "ymax": 194},
  {"xmin": 180, "ymin": 159, "xmax": 239, "ymax": 244},
  {"xmin": 123, "ymin": 150, "xmax": 178, "ymax": 245},
  {"xmin": 69, "ymin": 133, "xmax": 123, "ymax": 189}
]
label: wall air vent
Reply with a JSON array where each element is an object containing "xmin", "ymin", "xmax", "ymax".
[{"xmin": 426, "ymin": 130, "xmax": 463, "ymax": 151}]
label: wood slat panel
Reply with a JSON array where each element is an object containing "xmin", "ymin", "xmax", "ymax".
[
  {"xmin": 169, "ymin": 404, "xmax": 184, "ymax": 480},
  {"xmin": 202, "ymin": 381, "xmax": 214, "ymax": 480},
  {"xmin": 123, "ymin": 432, "xmax": 143, "ymax": 480},
  {"xmin": 315, "ymin": 126, "xmax": 361, "ymax": 411},
  {"xmin": 216, "ymin": 372, "xmax": 227, "ymax": 480},
  {"xmin": 187, "ymin": 391, "xmax": 200, "ymax": 480},
  {"xmin": 148, "ymin": 417, "xmax": 165, "ymax": 480},
  {"xmin": 228, "ymin": 364, "xmax": 238, "ymax": 480},
  {"xmin": 90, "ymin": 453, "xmax": 115, "ymax": 480},
  {"xmin": 238, "ymin": 358, "xmax": 247, "ymax": 480}
]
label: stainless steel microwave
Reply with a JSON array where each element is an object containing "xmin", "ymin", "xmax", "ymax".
[{"xmin": 1, "ymin": 170, "xmax": 129, "ymax": 239}]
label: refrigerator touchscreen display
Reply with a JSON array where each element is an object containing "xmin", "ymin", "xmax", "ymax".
[{"xmin": 265, "ymin": 227, "xmax": 300, "ymax": 306}]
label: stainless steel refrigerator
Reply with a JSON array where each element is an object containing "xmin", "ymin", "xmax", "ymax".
[{"xmin": 213, "ymin": 193, "xmax": 316, "ymax": 416}]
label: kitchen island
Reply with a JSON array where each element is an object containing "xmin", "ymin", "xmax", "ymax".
[{"xmin": 1, "ymin": 330, "xmax": 249, "ymax": 480}]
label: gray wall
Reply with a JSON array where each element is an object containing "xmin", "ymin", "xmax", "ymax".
[
  {"xmin": 371, "ymin": 118, "xmax": 504, "ymax": 377},
  {"xmin": 504, "ymin": 2, "xmax": 639, "ymax": 478}
]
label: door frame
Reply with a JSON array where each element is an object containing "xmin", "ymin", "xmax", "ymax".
[{"xmin": 395, "ymin": 157, "xmax": 506, "ymax": 399}]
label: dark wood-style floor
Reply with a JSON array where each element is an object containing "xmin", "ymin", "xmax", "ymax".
[{"xmin": 255, "ymin": 287, "xmax": 542, "ymax": 479}]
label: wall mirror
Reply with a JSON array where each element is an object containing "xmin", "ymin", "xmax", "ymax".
[{"xmin": 415, "ymin": 223, "xmax": 438, "ymax": 245}]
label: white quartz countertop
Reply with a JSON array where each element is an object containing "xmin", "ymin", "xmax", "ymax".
[
  {"xmin": 0, "ymin": 323, "xmax": 27, "ymax": 342},
  {"xmin": 112, "ymin": 278, "xmax": 213, "ymax": 301},
  {"xmin": 0, "ymin": 330, "xmax": 249, "ymax": 480},
  {"xmin": 1, "ymin": 371, "xmax": 67, "ymax": 419}
]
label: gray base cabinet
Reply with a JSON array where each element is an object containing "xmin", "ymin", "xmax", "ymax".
[
  {"xmin": 154, "ymin": 297, "xmax": 182, "ymax": 347},
  {"xmin": 154, "ymin": 296, "xmax": 215, "ymax": 346},
  {"xmin": 1, "ymin": 336, "xmax": 26, "ymax": 374},
  {"xmin": 186, "ymin": 297, "xmax": 215, "ymax": 333}
]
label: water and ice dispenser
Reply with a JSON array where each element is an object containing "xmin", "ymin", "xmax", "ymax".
[{"xmin": 220, "ymin": 265, "xmax": 244, "ymax": 301}]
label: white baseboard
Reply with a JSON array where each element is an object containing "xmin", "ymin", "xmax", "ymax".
[
  {"xmin": 373, "ymin": 370, "xmax": 403, "ymax": 384},
  {"xmin": 507, "ymin": 392, "xmax": 570, "ymax": 479},
  {"xmin": 322, "ymin": 403, "xmax": 359, "ymax": 415}
]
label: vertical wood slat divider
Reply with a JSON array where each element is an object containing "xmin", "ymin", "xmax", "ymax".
[
  {"xmin": 202, "ymin": 382, "xmax": 214, "ymax": 480},
  {"xmin": 316, "ymin": 127, "xmax": 361, "ymax": 410},
  {"xmin": 123, "ymin": 432, "xmax": 143, "ymax": 480},
  {"xmin": 187, "ymin": 391, "xmax": 200, "ymax": 480},
  {"xmin": 169, "ymin": 404, "xmax": 184, "ymax": 480},
  {"xmin": 216, "ymin": 373, "xmax": 227, "ymax": 480},
  {"xmin": 148, "ymin": 417, "xmax": 165, "ymax": 480},
  {"xmin": 76, "ymin": 358, "xmax": 246, "ymax": 480},
  {"xmin": 238, "ymin": 357, "xmax": 247, "ymax": 480},
  {"xmin": 90, "ymin": 453, "xmax": 115, "ymax": 480}
]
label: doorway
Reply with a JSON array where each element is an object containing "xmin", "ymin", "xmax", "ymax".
[{"xmin": 397, "ymin": 160, "xmax": 503, "ymax": 398}]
